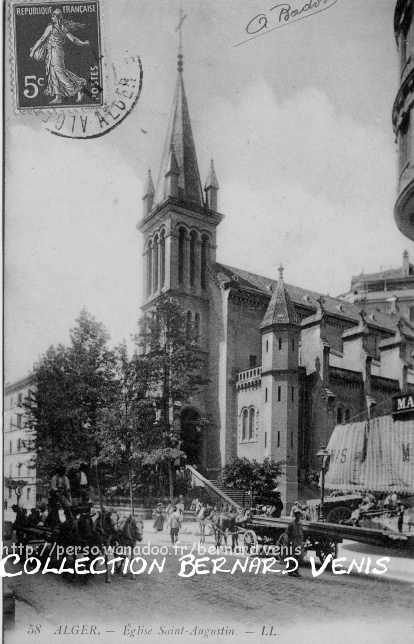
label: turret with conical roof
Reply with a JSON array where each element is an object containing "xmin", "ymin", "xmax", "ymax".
[
  {"xmin": 142, "ymin": 169, "xmax": 155, "ymax": 217},
  {"xmin": 260, "ymin": 265, "xmax": 300, "ymax": 508},
  {"xmin": 260, "ymin": 265, "xmax": 300, "ymax": 330},
  {"xmin": 205, "ymin": 159, "xmax": 219, "ymax": 211}
]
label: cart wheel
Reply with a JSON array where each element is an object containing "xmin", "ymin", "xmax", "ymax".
[
  {"xmin": 316, "ymin": 539, "xmax": 337, "ymax": 565},
  {"xmin": 326, "ymin": 506, "xmax": 352, "ymax": 524},
  {"xmin": 243, "ymin": 529, "xmax": 258, "ymax": 553}
]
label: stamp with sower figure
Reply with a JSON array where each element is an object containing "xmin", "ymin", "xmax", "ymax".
[{"xmin": 13, "ymin": 2, "xmax": 103, "ymax": 110}]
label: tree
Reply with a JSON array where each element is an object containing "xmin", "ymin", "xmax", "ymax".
[
  {"xmin": 26, "ymin": 309, "xmax": 116, "ymax": 481},
  {"xmin": 135, "ymin": 296, "xmax": 208, "ymax": 499},
  {"xmin": 97, "ymin": 343, "xmax": 155, "ymax": 512},
  {"xmin": 222, "ymin": 457, "xmax": 284, "ymax": 501}
]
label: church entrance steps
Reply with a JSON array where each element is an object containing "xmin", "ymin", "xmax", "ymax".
[{"xmin": 186, "ymin": 465, "xmax": 242, "ymax": 509}]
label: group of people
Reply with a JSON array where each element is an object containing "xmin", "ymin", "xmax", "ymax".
[
  {"xmin": 348, "ymin": 490, "xmax": 406, "ymax": 531},
  {"xmin": 13, "ymin": 463, "xmax": 91, "ymax": 532},
  {"xmin": 152, "ymin": 495, "xmax": 186, "ymax": 544}
]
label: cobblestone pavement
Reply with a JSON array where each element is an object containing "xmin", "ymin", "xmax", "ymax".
[{"xmin": 5, "ymin": 520, "xmax": 414, "ymax": 644}]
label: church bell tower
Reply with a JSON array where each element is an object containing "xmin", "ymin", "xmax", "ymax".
[{"xmin": 137, "ymin": 17, "xmax": 223, "ymax": 350}]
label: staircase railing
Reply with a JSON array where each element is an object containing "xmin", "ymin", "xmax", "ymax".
[{"xmin": 186, "ymin": 465, "xmax": 241, "ymax": 510}]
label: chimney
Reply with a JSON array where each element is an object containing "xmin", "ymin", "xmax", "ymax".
[
  {"xmin": 365, "ymin": 356, "xmax": 372, "ymax": 396},
  {"xmin": 403, "ymin": 249, "xmax": 410, "ymax": 277},
  {"xmin": 322, "ymin": 343, "xmax": 330, "ymax": 386}
]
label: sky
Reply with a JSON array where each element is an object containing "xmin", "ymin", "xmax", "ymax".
[{"xmin": 5, "ymin": 0, "xmax": 412, "ymax": 382}]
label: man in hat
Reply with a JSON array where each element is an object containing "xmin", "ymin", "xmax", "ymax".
[{"xmin": 287, "ymin": 509, "xmax": 304, "ymax": 577}]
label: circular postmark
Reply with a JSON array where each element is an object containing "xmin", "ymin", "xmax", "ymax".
[{"xmin": 40, "ymin": 53, "xmax": 143, "ymax": 138}]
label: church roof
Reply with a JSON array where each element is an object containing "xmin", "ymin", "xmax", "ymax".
[
  {"xmin": 154, "ymin": 65, "xmax": 204, "ymax": 207},
  {"xmin": 215, "ymin": 263, "xmax": 399, "ymax": 334},
  {"xmin": 260, "ymin": 266, "xmax": 300, "ymax": 329}
]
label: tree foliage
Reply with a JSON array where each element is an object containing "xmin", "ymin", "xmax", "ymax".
[
  {"xmin": 133, "ymin": 296, "xmax": 208, "ymax": 497},
  {"xmin": 26, "ymin": 309, "xmax": 116, "ymax": 479},
  {"xmin": 26, "ymin": 298, "xmax": 208, "ymax": 500},
  {"xmin": 222, "ymin": 457, "xmax": 284, "ymax": 496}
]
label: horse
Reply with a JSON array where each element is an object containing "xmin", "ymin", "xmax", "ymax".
[
  {"xmin": 11, "ymin": 505, "xmax": 28, "ymax": 546},
  {"xmin": 118, "ymin": 514, "xmax": 144, "ymax": 548},
  {"xmin": 108, "ymin": 514, "xmax": 144, "ymax": 578},
  {"xmin": 209, "ymin": 510, "xmax": 238, "ymax": 550}
]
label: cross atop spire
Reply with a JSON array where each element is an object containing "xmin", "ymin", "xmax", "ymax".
[{"xmin": 175, "ymin": 8, "xmax": 187, "ymax": 73}]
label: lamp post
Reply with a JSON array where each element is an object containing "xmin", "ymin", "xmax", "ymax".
[{"xmin": 316, "ymin": 446, "xmax": 330, "ymax": 521}]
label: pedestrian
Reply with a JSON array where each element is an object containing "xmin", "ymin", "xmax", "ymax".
[
  {"xmin": 168, "ymin": 505, "xmax": 181, "ymax": 544},
  {"xmin": 287, "ymin": 510, "xmax": 304, "ymax": 577},
  {"xmin": 197, "ymin": 502, "xmax": 210, "ymax": 544},
  {"xmin": 176, "ymin": 494, "xmax": 185, "ymax": 519},
  {"xmin": 152, "ymin": 502, "xmax": 165, "ymax": 532},
  {"xmin": 397, "ymin": 504, "xmax": 405, "ymax": 533},
  {"xmin": 290, "ymin": 500, "xmax": 301, "ymax": 517}
]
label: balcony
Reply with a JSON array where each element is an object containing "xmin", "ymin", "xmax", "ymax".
[{"xmin": 236, "ymin": 366, "xmax": 262, "ymax": 390}]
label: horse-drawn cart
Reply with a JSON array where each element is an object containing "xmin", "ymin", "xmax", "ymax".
[
  {"xmin": 238, "ymin": 513, "xmax": 414, "ymax": 562},
  {"xmin": 11, "ymin": 499, "xmax": 144, "ymax": 582},
  {"xmin": 240, "ymin": 515, "xmax": 342, "ymax": 564}
]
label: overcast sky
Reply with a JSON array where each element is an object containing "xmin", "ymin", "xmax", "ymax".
[{"xmin": 5, "ymin": 0, "xmax": 412, "ymax": 382}]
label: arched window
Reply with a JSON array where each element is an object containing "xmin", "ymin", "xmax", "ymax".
[
  {"xmin": 190, "ymin": 231, "xmax": 197, "ymax": 287},
  {"xmin": 201, "ymin": 235, "xmax": 209, "ymax": 289},
  {"xmin": 153, "ymin": 234, "xmax": 159, "ymax": 292},
  {"xmin": 248, "ymin": 408, "xmax": 255, "ymax": 440},
  {"xmin": 160, "ymin": 230, "xmax": 165, "ymax": 288},
  {"xmin": 186, "ymin": 310, "xmax": 192, "ymax": 340},
  {"xmin": 194, "ymin": 312, "xmax": 200, "ymax": 343},
  {"xmin": 242, "ymin": 409, "xmax": 248, "ymax": 441},
  {"xmin": 147, "ymin": 240, "xmax": 153, "ymax": 295},
  {"xmin": 337, "ymin": 407, "xmax": 343, "ymax": 424},
  {"xmin": 178, "ymin": 227, "xmax": 186, "ymax": 285}
]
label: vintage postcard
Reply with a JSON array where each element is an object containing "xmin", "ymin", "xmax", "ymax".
[{"xmin": 3, "ymin": 1, "xmax": 414, "ymax": 643}]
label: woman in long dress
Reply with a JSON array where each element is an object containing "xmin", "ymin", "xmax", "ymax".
[
  {"xmin": 152, "ymin": 502, "xmax": 165, "ymax": 532},
  {"xmin": 29, "ymin": 8, "xmax": 90, "ymax": 104}
]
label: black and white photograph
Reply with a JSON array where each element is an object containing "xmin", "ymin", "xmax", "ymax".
[{"xmin": 3, "ymin": 1, "xmax": 414, "ymax": 642}]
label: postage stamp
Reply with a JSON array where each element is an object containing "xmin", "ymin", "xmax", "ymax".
[{"xmin": 12, "ymin": 1, "xmax": 103, "ymax": 110}]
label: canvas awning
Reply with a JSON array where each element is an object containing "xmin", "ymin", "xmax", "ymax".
[{"xmin": 324, "ymin": 415, "xmax": 414, "ymax": 494}]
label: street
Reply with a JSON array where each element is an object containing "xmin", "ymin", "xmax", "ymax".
[{"xmin": 5, "ymin": 519, "xmax": 414, "ymax": 644}]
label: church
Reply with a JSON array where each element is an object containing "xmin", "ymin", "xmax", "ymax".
[{"xmin": 138, "ymin": 47, "xmax": 414, "ymax": 505}]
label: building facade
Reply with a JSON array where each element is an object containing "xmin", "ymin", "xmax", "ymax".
[
  {"xmin": 138, "ymin": 47, "xmax": 414, "ymax": 507},
  {"xmin": 341, "ymin": 250, "xmax": 414, "ymax": 320},
  {"xmin": 394, "ymin": 0, "xmax": 414, "ymax": 240},
  {"xmin": 4, "ymin": 375, "xmax": 36, "ymax": 518}
]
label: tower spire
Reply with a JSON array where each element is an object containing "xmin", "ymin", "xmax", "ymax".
[{"xmin": 154, "ymin": 11, "xmax": 204, "ymax": 208}]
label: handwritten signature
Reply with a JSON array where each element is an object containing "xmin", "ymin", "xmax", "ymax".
[{"xmin": 234, "ymin": 0, "xmax": 339, "ymax": 47}]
